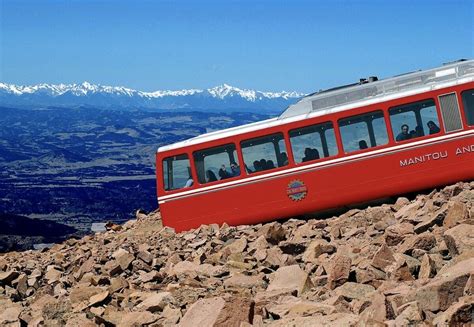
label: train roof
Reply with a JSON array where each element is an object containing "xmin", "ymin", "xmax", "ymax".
[{"xmin": 158, "ymin": 59, "xmax": 474, "ymax": 153}]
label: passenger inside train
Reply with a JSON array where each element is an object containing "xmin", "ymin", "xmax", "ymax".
[
  {"xmin": 206, "ymin": 170, "xmax": 218, "ymax": 182},
  {"xmin": 230, "ymin": 162, "xmax": 240, "ymax": 176},
  {"xmin": 427, "ymin": 121, "xmax": 440, "ymax": 134},
  {"xmin": 359, "ymin": 140, "xmax": 368, "ymax": 149},
  {"xmin": 396, "ymin": 124, "xmax": 411, "ymax": 141}
]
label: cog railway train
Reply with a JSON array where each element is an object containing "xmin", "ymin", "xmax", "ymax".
[{"xmin": 156, "ymin": 60, "xmax": 474, "ymax": 232}]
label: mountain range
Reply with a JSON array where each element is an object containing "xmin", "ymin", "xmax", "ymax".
[{"xmin": 0, "ymin": 82, "xmax": 304, "ymax": 113}]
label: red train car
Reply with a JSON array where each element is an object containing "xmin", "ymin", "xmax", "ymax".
[{"xmin": 156, "ymin": 60, "xmax": 474, "ymax": 232}]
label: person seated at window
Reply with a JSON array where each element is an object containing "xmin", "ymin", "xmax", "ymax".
[
  {"xmin": 230, "ymin": 162, "xmax": 240, "ymax": 176},
  {"xmin": 427, "ymin": 120, "xmax": 440, "ymax": 135},
  {"xmin": 206, "ymin": 170, "xmax": 217, "ymax": 182},
  {"xmin": 302, "ymin": 148, "xmax": 312, "ymax": 162},
  {"xmin": 259, "ymin": 159, "xmax": 268, "ymax": 170},
  {"xmin": 266, "ymin": 160, "xmax": 276, "ymax": 169},
  {"xmin": 359, "ymin": 140, "xmax": 368, "ymax": 150},
  {"xmin": 279, "ymin": 152, "xmax": 289, "ymax": 166},
  {"xmin": 184, "ymin": 168, "xmax": 193, "ymax": 188},
  {"xmin": 311, "ymin": 148, "xmax": 320, "ymax": 160},
  {"xmin": 396, "ymin": 124, "xmax": 411, "ymax": 141},
  {"xmin": 218, "ymin": 164, "xmax": 231, "ymax": 179},
  {"xmin": 414, "ymin": 125, "xmax": 424, "ymax": 137},
  {"xmin": 184, "ymin": 176, "xmax": 193, "ymax": 188},
  {"xmin": 252, "ymin": 160, "xmax": 261, "ymax": 172}
]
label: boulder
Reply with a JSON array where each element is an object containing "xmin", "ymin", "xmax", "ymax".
[
  {"xmin": 267, "ymin": 264, "xmax": 313, "ymax": 296},
  {"xmin": 444, "ymin": 224, "xmax": 474, "ymax": 256},
  {"xmin": 415, "ymin": 257, "xmax": 474, "ymax": 311},
  {"xmin": 88, "ymin": 290, "xmax": 109, "ymax": 307},
  {"xmin": 112, "ymin": 248, "xmax": 134, "ymax": 270},
  {"xmin": 371, "ymin": 244, "xmax": 395, "ymax": 271},
  {"xmin": 418, "ymin": 254, "xmax": 436, "ymax": 279},
  {"xmin": 136, "ymin": 292, "xmax": 173, "ymax": 312},
  {"xmin": 393, "ymin": 301, "xmax": 424, "ymax": 326},
  {"xmin": 328, "ymin": 254, "xmax": 351, "ymax": 290},
  {"xmin": 413, "ymin": 206, "xmax": 446, "ymax": 234},
  {"xmin": 333, "ymin": 282, "xmax": 375, "ymax": 301},
  {"xmin": 398, "ymin": 232, "xmax": 436, "ymax": 255},
  {"xmin": 384, "ymin": 223, "xmax": 414, "ymax": 246},
  {"xmin": 179, "ymin": 296, "xmax": 253, "ymax": 327},
  {"xmin": 265, "ymin": 296, "xmax": 336, "ymax": 318},
  {"xmin": 259, "ymin": 223, "xmax": 286, "ymax": 244},
  {"xmin": 0, "ymin": 271, "xmax": 19, "ymax": 285},
  {"xmin": 223, "ymin": 273, "xmax": 265, "ymax": 289},
  {"xmin": 432, "ymin": 296, "xmax": 474, "ymax": 326},
  {"xmin": 117, "ymin": 312, "xmax": 158, "ymax": 327},
  {"xmin": 302, "ymin": 240, "xmax": 336, "ymax": 263},
  {"xmin": 443, "ymin": 201, "xmax": 469, "ymax": 228}
]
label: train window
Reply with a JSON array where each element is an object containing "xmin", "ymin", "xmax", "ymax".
[
  {"xmin": 162, "ymin": 154, "xmax": 193, "ymax": 191},
  {"xmin": 389, "ymin": 99, "xmax": 441, "ymax": 142},
  {"xmin": 339, "ymin": 111, "xmax": 388, "ymax": 153},
  {"xmin": 461, "ymin": 89, "xmax": 474, "ymax": 126},
  {"xmin": 289, "ymin": 122, "xmax": 338, "ymax": 163},
  {"xmin": 241, "ymin": 133, "xmax": 288, "ymax": 174},
  {"xmin": 193, "ymin": 144, "xmax": 240, "ymax": 184}
]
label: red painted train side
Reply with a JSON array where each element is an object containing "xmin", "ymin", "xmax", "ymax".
[{"xmin": 156, "ymin": 82, "xmax": 474, "ymax": 232}]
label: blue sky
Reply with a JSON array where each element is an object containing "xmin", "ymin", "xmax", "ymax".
[{"xmin": 1, "ymin": 0, "xmax": 473, "ymax": 93}]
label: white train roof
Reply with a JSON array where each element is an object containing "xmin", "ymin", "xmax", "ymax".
[{"xmin": 158, "ymin": 59, "xmax": 474, "ymax": 153}]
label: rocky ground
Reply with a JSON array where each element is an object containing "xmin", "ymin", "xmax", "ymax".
[{"xmin": 1, "ymin": 182, "xmax": 473, "ymax": 326}]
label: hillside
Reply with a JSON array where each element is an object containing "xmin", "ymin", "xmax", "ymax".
[
  {"xmin": 0, "ymin": 214, "xmax": 80, "ymax": 253},
  {"xmin": 0, "ymin": 108, "xmax": 270, "ymax": 230},
  {"xmin": 0, "ymin": 181, "xmax": 473, "ymax": 326}
]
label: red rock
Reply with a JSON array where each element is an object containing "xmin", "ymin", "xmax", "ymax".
[
  {"xmin": 443, "ymin": 201, "xmax": 469, "ymax": 228},
  {"xmin": 265, "ymin": 296, "xmax": 336, "ymax": 318},
  {"xmin": 415, "ymin": 257, "xmax": 474, "ymax": 311},
  {"xmin": 259, "ymin": 223, "xmax": 286, "ymax": 244},
  {"xmin": 214, "ymin": 297, "xmax": 254, "ymax": 327},
  {"xmin": 179, "ymin": 296, "xmax": 253, "ymax": 327},
  {"xmin": 393, "ymin": 301, "xmax": 423, "ymax": 326},
  {"xmin": 136, "ymin": 292, "xmax": 173, "ymax": 312},
  {"xmin": 0, "ymin": 271, "xmax": 19, "ymax": 285},
  {"xmin": 267, "ymin": 264, "xmax": 313, "ymax": 296},
  {"xmin": 371, "ymin": 244, "xmax": 395, "ymax": 271},
  {"xmin": 112, "ymin": 248, "xmax": 134, "ymax": 270},
  {"xmin": 302, "ymin": 240, "xmax": 336, "ymax": 263},
  {"xmin": 88, "ymin": 290, "xmax": 109, "ymax": 307},
  {"xmin": 398, "ymin": 232, "xmax": 436, "ymax": 255},
  {"xmin": 432, "ymin": 295, "xmax": 474, "ymax": 326},
  {"xmin": 384, "ymin": 223, "xmax": 414, "ymax": 246},
  {"xmin": 223, "ymin": 273, "xmax": 265, "ymax": 289},
  {"xmin": 444, "ymin": 224, "xmax": 474, "ymax": 256},
  {"xmin": 333, "ymin": 282, "xmax": 375, "ymax": 301},
  {"xmin": 328, "ymin": 254, "xmax": 352, "ymax": 290},
  {"xmin": 178, "ymin": 297, "xmax": 225, "ymax": 327},
  {"xmin": 137, "ymin": 250, "xmax": 154, "ymax": 264},
  {"xmin": 117, "ymin": 311, "xmax": 158, "ymax": 327},
  {"xmin": 413, "ymin": 206, "xmax": 447, "ymax": 234},
  {"xmin": 418, "ymin": 254, "xmax": 436, "ymax": 279}
]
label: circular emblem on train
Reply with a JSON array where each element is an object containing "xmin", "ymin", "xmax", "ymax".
[{"xmin": 286, "ymin": 180, "xmax": 308, "ymax": 201}]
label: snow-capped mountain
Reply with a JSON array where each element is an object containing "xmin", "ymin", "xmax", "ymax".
[{"xmin": 0, "ymin": 82, "xmax": 304, "ymax": 113}]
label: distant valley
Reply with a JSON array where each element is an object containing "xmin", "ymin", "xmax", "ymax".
[{"xmin": 0, "ymin": 106, "xmax": 273, "ymax": 239}]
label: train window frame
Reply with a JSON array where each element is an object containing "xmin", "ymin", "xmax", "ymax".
[
  {"xmin": 389, "ymin": 99, "xmax": 441, "ymax": 143},
  {"xmin": 288, "ymin": 121, "xmax": 338, "ymax": 164},
  {"xmin": 338, "ymin": 110, "xmax": 389, "ymax": 154},
  {"xmin": 240, "ymin": 132, "xmax": 289, "ymax": 174},
  {"xmin": 193, "ymin": 143, "xmax": 241, "ymax": 185},
  {"xmin": 162, "ymin": 154, "xmax": 194, "ymax": 192},
  {"xmin": 461, "ymin": 89, "xmax": 474, "ymax": 126}
]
